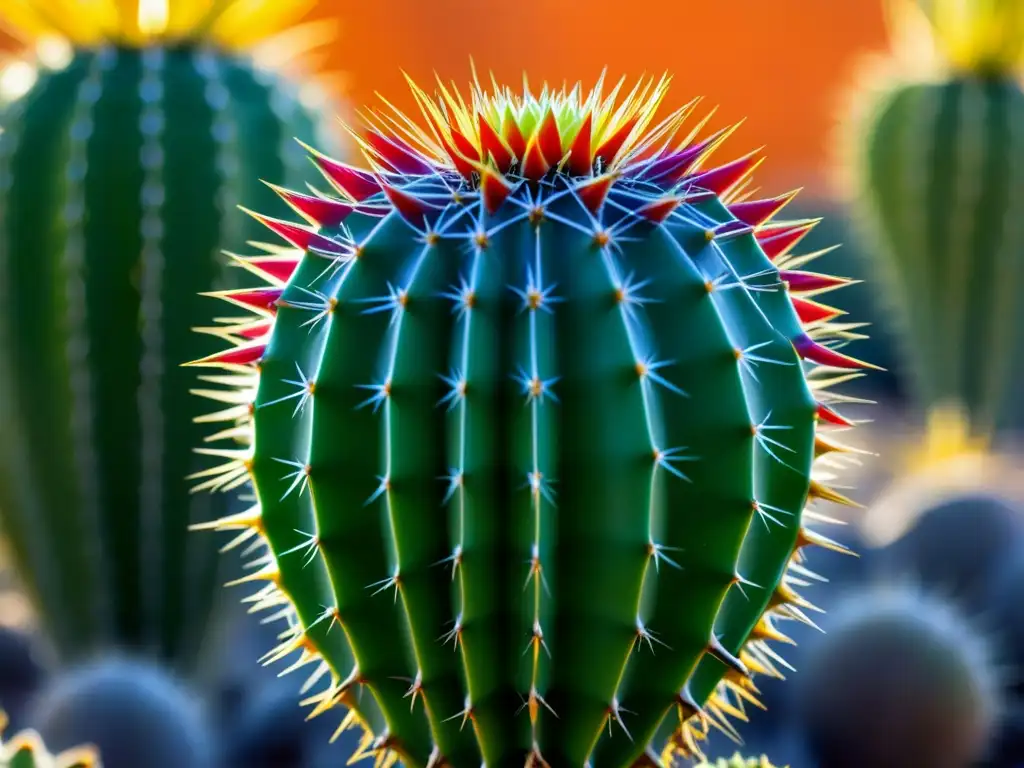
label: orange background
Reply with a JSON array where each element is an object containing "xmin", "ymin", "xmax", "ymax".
[
  {"xmin": 0, "ymin": 1, "xmax": 892, "ymax": 196},
  {"xmin": 312, "ymin": 0, "xmax": 889, "ymax": 196}
]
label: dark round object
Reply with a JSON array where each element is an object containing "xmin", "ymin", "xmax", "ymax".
[
  {"xmin": 0, "ymin": 625, "xmax": 45, "ymax": 729},
  {"xmin": 795, "ymin": 587, "xmax": 999, "ymax": 768},
  {"xmin": 981, "ymin": 545, "xmax": 1024, "ymax": 700},
  {"xmin": 221, "ymin": 677, "xmax": 362, "ymax": 768},
  {"xmin": 26, "ymin": 655, "xmax": 215, "ymax": 768},
  {"xmin": 0, "ymin": 625, "xmax": 44, "ymax": 691},
  {"xmin": 879, "ymin": 493, "xmax": 1024, "ymax": 612}
]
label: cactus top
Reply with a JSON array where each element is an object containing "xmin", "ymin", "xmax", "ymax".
[
  {"xmin": 348, "ymin": 70, "xmax": 758, "ymax": 205},
  {"xmin": 0, "ymin": 0, "xmax": 321, "ymax": 49}
]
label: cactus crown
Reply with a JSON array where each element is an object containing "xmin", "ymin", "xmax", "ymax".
[
  {"xmin": 0, "ymin": 0, "xmax": 320, "ymax": 49},
  {"xmin": 359, "ymin": 69, "xmax": 677, "ymax": 187}
]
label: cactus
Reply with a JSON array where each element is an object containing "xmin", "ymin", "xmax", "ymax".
[
  {"xmin": 842, "ymin": 0, "xmax": 1024, "ymax": 448},
  {"xmin": 794, "ymin": 584, "xmax": 1001, "ymax": 768},
  {"xmin": 190, "ymin": 69, "xmax": 872, "ymax": 766},
  {"xmin": 26, "ymin": 656, "xmax": 214, "ymax": 768},
  {"xmin": 694, "ymin": 755, "xmax": 779, "ymax": 768},
  {"xmin": 0, "ymin": 711, "xmax": 97, "ymax": 768},
  {"xmin": 0, "ymin": 0, "xmax": 341, "ymax": 671}
]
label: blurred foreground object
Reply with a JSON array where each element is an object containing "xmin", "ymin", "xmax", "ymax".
[
  {"xmin": 841, "ymin": 0, "xmax": 1024, "ymax": 451},
  {"xmin": 189, "ymin": 67, "xmax": 873, "ymax": 765},
  {"xmin": 0, "ymin": 0, "xmax": 342, "ymax": 673},
  {"xmin": 693, "ymin": 754, "xmax": 781, "ymax": 768},
  {"xmin": 0, "ymin": 709, "xmax": 96, "ymax": 768},
  {"xmin": 795, "ymin": 584, "xmax": 1001, "ymax": 768}
]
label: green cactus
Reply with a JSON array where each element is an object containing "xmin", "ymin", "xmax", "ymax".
[
  {"xmin": 843, "ymin": 0, "xmax": 1024, "ymax": 447},
  {"xmin": 693, "ymin": 754, "xmax": 780, "ymax": 768},
  {"xmin": 191, "ymin": 70, "xmax": 871, "ymax": 767},
  {"xmin": 0, "ymin": 711, "xmax": 97, "ymax": 768},
  {"xmin": 0, "ymin": 0, "xmax": 341, "ymax": 672}
]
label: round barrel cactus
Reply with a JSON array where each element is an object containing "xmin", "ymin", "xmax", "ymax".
[
  {"xmin": 0, "ymin": 0, "xmax": 340, "ymax": 671},
  {"xmin": 191, "ymin": 70, "xmax": 872, "ymax": 766},
  {"xmin": 844, "ymin": 0, "xmax": 1024, "ymax": 445}
]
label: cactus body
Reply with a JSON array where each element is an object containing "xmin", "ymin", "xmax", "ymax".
[
  {"xmin": 193, "ymin": 72, "xmax": 870, "ymax": 767},
  {"xmin": 0, "ymin": 2, "xmax": 338, "ymax": 671},
  {"xmin": 846, "ymin": 0, "xmax": 1024, "ymax": 444},
  {"xmin": 0, "ymin": 711, "xmax": 96, "ymax": 768}
]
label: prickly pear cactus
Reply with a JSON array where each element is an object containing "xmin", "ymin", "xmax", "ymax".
[
  {"xmin": 0, "ymin": 1, "xmax": 341, "ymax": 671},
  {"xmin": 843, "ymin": 0, "xmax": 1024, "ymax": 446},
  {"xmin": 192, "ymin": 70, "xmax": 871, "ymax": 766},
  {"xmin": 0, "ymin": 711, "xmax": 98, "ymax": 768}
]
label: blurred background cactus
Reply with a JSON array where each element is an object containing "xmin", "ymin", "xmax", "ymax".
[
  {"xmin": 793, "ymin": 585, "xmax": 1002, "ymax": 768},
  {"xmin": 27, "ymin": 656, "xmax": 215, "ymax": 768},
  {"xmin": 841, "ymin": 0, "xmax": 1024, "ymax": 451},
  {"xmin": 0, "ymin": 0, "xmax": 342, "ymax": 674}
]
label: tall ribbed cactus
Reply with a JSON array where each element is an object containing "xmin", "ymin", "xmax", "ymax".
[
  {"xmin": 843, "ymin": 0, "xmax": 1024, "ymax": 446},
  {"xmin": 0, "ymin": 0, "xmax": 340, "ymax": 672},
  {"xmin": 192, "ymin": 71, "xmax": 872, "ymax": 766}
]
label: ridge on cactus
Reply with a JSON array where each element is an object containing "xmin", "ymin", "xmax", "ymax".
[
  {"xmin": 839, "ymin": 0, "xmax": 1024, "ymax": 456},
  {"xmin": 0, "ymin": 0, "xmax": 341, "ymax": 672},
  {"xmin": 189, "ymin": 67, "xmax": 873, "ymax": 767},
  {"xmin": 0, "ymin": 711, "xmax": 98, "ymax": 768}
]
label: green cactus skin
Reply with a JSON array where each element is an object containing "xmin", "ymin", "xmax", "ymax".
[
  {"xmin": 0, "ymin": 41, "xmax": 337, "ymax": 673},
  {"xmin": 846, "ymin": 9, "xmax": 1024, "ymax": 445},
  {"xmin": 0, "ymin": 711, "xmax": 97, "ymax": 768},
  {"xmin": 192, "ymin": 73, "xmax": 870, "ymax": 767}
]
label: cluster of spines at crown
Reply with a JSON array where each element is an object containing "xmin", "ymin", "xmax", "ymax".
[{"xmin": 187, "ymin": 68, "xmax": 871, "ymax": 767}]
